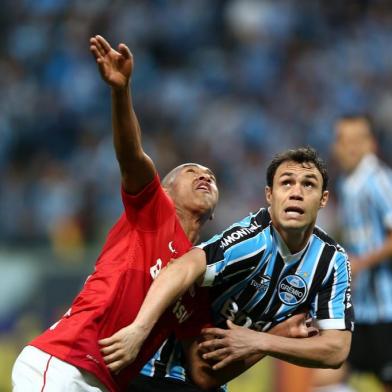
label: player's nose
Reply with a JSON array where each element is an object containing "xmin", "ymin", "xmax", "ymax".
[
  {"xmin": 198, "ymin": 172, "xmax": 212, "ymax": 183},
  {"xmin": 289, "ymin": 183, "xmax": 303, "ymax": 200}
]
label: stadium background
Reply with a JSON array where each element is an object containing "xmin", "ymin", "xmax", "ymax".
[{"xmin": 1, "ymin": 0, "xmax": 392, "ymax": 391}]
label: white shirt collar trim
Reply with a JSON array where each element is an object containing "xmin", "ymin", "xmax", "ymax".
[{"xmin": 272, "ymin": 226, "xmax": 309, "ymax": 263}]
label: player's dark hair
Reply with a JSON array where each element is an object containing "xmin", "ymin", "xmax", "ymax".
[
  {"xmin": 266, "ymin": 147, "xmax": 328, "ymax": 192},
  {"xmin": 336, "ymin": 113, "xmax": 375, "ymax": 134}
]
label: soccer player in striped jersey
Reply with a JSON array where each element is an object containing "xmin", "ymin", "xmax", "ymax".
[
  {"xmin": 101, "ymin": 147, "xmax": 353, "ymax": 390},
  {"xmin": 11, "ymin": 35, "xmax": 219, "ymax": 392},
  {"xmin": 313, "ymin": 115, "xmax": 392, "ymax": 392}
]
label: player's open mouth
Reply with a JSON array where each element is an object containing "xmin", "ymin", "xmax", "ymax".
[
  {"xmin": 284, "ymin": 207, "xmax": 304, "ymax": 216},
  {"xmin": 196, "ymin": 181, "xmax": 211, "ymax": 192}
]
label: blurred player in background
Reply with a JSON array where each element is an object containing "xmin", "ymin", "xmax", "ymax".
[
  {"xmin": 312, "ymin": 115, "xmax": 392, "ymax": 392},
  {"xmin": 99, "ymin": 147, "xmax": 354, "ymax": 391},
  {"xmin": 11, "ymin": 35, "xmax": 219, "ymax": 392}
]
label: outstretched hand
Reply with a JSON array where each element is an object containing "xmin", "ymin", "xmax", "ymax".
[
  {"xmin": 98, "ymin": 323, "xmax": 147, "ymax": 374},
  {"xmin": 90, "ymin": 35, "xmax": 133, "ymax": 89}
]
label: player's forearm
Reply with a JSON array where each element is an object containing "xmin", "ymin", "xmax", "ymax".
[
  {"xmin": 192, "ymin": 326, "xmax": 304, "ymax": 389},
  {"xmin": 188, "ymin": 316, "xmax": 305, "ymax": 389},
  {"xmin": 260, "ymin": 330, "xmax": 351, "ymax": 368},
  {"xmin": 213, "ymin": 315, "xmax": 312, "ymax": 376},
  {"xmin": 111, "ymin": 85, "xmax": 155, "ymax": 193},
  {"xmin": 133, "ymin": 248, "xmax": 207, "ymax": 337},
  {"xmin": 193, "ymin": 318, "xmax": 315, "ymax": 388},
  {"xmin": 111, "ymin": 85, "xmax": 143, "ymax": 166}
]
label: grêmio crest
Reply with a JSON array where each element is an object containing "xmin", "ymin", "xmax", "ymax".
[{"xmin": 278, "ymin": 274, "xmax": 308, "ymax": 305}]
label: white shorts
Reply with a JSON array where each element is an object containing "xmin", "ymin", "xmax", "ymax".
[{"xmin": 12, "ymin": 346, "xmax": 108, "ymax": 392}]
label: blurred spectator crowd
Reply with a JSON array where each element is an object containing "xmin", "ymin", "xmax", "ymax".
[{"xmin": 2, "ymin": 0, "xmax": 392, "ymax": 250}]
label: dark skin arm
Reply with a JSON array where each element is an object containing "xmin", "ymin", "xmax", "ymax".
[
  {"xmin": 90, "ymin": 34, "xmax": 155, "ymax": 195},
  {"xmin": 184, "ymin": 314, "xmax": 318, "ymax": 390}
]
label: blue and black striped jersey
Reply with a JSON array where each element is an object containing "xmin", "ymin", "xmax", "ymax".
[
  {"xmin": 198, "ymin": 207, "xmax": 353, "ymax": 331},
  {"xmin": 139, "ymin": 208, "xmax": 353, "ymax": 385},
  {"xmin": 339, "ymin": 154, "xmax": 392, "ymax": 323}
]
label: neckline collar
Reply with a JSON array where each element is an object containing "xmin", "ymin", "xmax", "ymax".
[{"xmin": 272, "ymin": 225, "xmax": 310, "ymax": 264}]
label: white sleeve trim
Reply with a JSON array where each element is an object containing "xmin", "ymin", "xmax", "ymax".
[
  {"xmin": 201, "ymin": 264, "xmax": 216, "ymax": 287},
  {"xmin": 315, "ymin": 319, "xmax": 347, "ymax": 330},
  {"xmin": 193, "ymin": 244, "xmax": 215, "ymax": 287}
]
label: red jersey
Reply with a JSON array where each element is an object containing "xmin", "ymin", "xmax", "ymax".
[{"xmin": 30, "ymin": 175, "xmax": 206, "ymax": 391}]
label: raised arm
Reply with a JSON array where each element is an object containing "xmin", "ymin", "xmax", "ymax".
[
  {"xmin": 90, "ymin": 35, "xmax": 155, "ymax": 194},
  {"xmin": 99, "ymin": 247, "xmax": 207, "ymax": 373}
]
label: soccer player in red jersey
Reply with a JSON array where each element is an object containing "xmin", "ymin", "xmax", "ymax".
[{"xmin": 11, "ymin": 35, "xmax": 219, "ymax": 392}]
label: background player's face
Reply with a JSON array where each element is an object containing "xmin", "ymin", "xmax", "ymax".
[
  {"xmin": 333, "ymin": 119, "xmax": 376, "ymax": 173},
  {"xmin": 265, "ymin": 160, "xmax": 328, "ymax": 236},
  {"xmin": 166, "ymin": 164, "xmax": 219, "ymax": 219}
]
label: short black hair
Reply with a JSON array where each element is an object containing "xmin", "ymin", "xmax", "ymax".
[
  {"xmin": 266, "ymin": 147, "xmax": 328, "ymax": 192},
  {"xmin": 336, "ymin": 113, "xmax": 374, "ymax": 133}
]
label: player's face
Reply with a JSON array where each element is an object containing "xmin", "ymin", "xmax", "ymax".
[
  {"xmin": 265, "ymin": 160, "xmax": 328, "ymax": 237},
  {"xmin": 333, "ymin": 119, "xmax": 375, "ymax": 173},
  {"xmin": 168, "ymin": 164, "xmax": 219, "ymax": 219}
]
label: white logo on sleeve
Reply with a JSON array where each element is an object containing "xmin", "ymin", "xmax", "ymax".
[
  {"xmin": 168, "ymin": 241, "xmax": 177, "ymax": 254},
  {"xmin": 150, "ymin": 258, "xmax": 163, "ymax": 279}
]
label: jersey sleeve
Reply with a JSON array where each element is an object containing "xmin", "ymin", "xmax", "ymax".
[
  {"xmin": 196, "ymin": 214, "xmax": 267, "ymax": 287},
  {"xmin": 370, "ymin": 168, "xmax": 392, "ymax": 230},
  {"xmin": 121, "ymin": 174, "xmax": 174, "ymax": 230},
  {"xmin": 311, "ymin": 251, "xmax": 354, "ymax": 331}
]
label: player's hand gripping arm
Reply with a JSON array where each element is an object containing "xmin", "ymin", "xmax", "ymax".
[
  {"xmin": 99, "ymin": 248, "xmax": 207, "ymax": 373},
  {"xmin": 90, "ymin": 35, "xmax": 155, "ymax": 194},
  {"xmin": 184, "ymin": 313, "xmax": 318, "ymax": 390},
  {"xmin": 199, "ymin": 324, "xmax": 351, "ymax": 371}
]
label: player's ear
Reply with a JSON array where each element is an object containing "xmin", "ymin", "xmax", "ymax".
[
  {"xmin": 265, "ymin": 186, "xmax": 272, "ymax": 206},
  {"xmin": 319, "ymin": 190, "xmax": 329, "ymax": 209}
]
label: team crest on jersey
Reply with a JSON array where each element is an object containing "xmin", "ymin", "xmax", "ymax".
[{"xmin": 278, "ymin": 275, "xmax": 308, "ymax": 305}]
